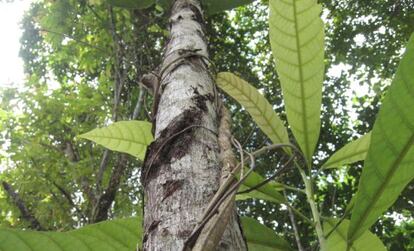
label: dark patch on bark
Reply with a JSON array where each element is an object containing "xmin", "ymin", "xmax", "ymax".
[
  {"xmin": 161, "ymin": 227, "xmax": 170, "ymax": 237},
  {"xmin": 141, "ymin": 107, "xmax": 202, "ymax": 186},
  {"xmin": 143, "ymin": 220, "xmax": 161, "ymax": 244},
  {"xmin": 148, "ymin": 220, "xmax": 161, "ymax": 233},
  {"xmin": 192, "ymin": 93, "xmax": 214, "ymax": 112},
  {"xmin": 162, "ymin": 179, "xmax": 184, "ymax": 202}
]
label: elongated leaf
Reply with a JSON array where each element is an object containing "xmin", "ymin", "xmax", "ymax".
[
  {"xmin": 324, "ymin": 219, "xmax": 386, "ymax": 251},
  {"xmin": 348, "ymin": 34, "xmax": 414, "ymax": 242},
  {"xmin": 237, "ymin": 168, "xmax": 286, "ymax": 204},
  {"xmin": 269, "ymin": 0, "xmax": 325, "ymax": 162},
  {"xmin": 216, "ymin": 72, "xmax": 289, "ymax": 145},
  {"xmin": 0, "ymin": 217, "xmax": 141, "ymax": 251},
  {"xmin": 241, "ymin": 217, "xmax": 294, "ymax": 251},
  {"xmin": 107, "ymin": 0, "xmax": 154, "ymax": 9},
  {"xmin": 79, "ymin": 120, "xmax": 153, "ymax": 160},
  {"xmin": 322, "ymin": 132, "xmax": 371, "ymax": 169}
]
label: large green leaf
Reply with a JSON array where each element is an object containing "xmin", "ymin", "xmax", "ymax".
[
  {"xmin": 0, "ymin": 217, "xmax": 141, "ymax": 251},
  {"xmin": 324, "ymin": 219, "xmax": 386, "ymax": 251},
  {"xmin": 216, "ymin": 72, "xmax": 289, "ymax": 145},
  {"xmin": 237, "ymin": 168, "xmax": 286, "ymax": 204},
  {"xmin": 241, "ymin": 217, "xmax": 294, "ymax": 251},
  {"xmin": 269, "ymin": 0, "xmax": 325, "ymax": 162},
  {"xmin": 79, "ymin": 120, "xmax": 153, "ymax": 160},
  {"xmin": 322, "ymin": 132, "xmax": 371, "ymax": 169},
  {"xmin": 107, "ymin": 0, "xmax": 154, "ymax": 9},
  {"xmin": 348, "ymin": 34, "xmax": 414, "ymax": 242}
]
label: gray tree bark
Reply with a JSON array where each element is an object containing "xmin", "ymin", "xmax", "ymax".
[{"xmin": 141, "ymin": 0, "xmax": 247, "ymax": 250}]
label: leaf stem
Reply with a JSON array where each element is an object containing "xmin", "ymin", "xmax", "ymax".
[{"xmin": 298, "ymin": 166, "xmax": 326, "ymax": 250}]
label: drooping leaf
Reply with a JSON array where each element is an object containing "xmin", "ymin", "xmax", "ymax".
[
  {"xmin": 322, "ymin": 132, "xmax": 371, "ymax": 169},
  {"xmin": 324, "ymin": 219, "xmax": 386, "ymax": 251},
  {"xmin": 241, "ymin": 217, "xmax": 294, "ymax": 251},
  {"xmin": 79, "ymin": 120, "xmax": 153, "ymax": 160},
  {"xmin": 237, "ymin": 168, "xmax": 286, "ymax": 204},
  {"xmin": 216, "ymin": 72, "xmax": 289, "ymax": 145},
  {"xmin": 107, "ymin": 0, "xmax": 154, "ymax": 9},
  {"xmin": 0, "ymin": 217, "xmax": 141, "ymax": 251},
  {"xmin": 348, "ymin": 34, "xmax": 414, "ymax": 242},
  {"xmin": 269, "ymin": 0, "xmax": 325, "ymax": 162}
]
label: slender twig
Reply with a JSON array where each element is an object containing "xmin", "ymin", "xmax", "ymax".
[
  {"xmin": 237, "ymin": 154, "xmax": 294, "ymax": 194},
  {"xmin": 241, "ymin": 126, "xmax": 256, "ymax": 147},
  {"xmin": 284, "ymin": 190, "xmax": 305, "ymax": 251},
  {"xmin": 108, "ymin": 6, "xmax": 124, "ymax": 120},
  {"xmin": 231, "ymin": 136, "xmax": 244, "ymax": 177},
  {"xmin": 132, "ymin": 86, "xmax": 146, "ymax": 120}
]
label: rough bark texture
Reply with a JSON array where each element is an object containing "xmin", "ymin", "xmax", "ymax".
[{"xmin": 142, "ymin": 0, "xmax": 247, "ymax": 250}]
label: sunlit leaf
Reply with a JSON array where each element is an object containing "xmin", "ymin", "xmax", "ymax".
[
  {"xmin": 269, "ymin": 0, "xmax": 325, "ymax": 162},
  {"xmin": 348, "ymin": 34, "xmax": 414, "ymax": 242},
  {"xmin": 79, "ymin": 121, "xmax": 153, "ymax": 160},
  {"xmin": 0, "ymin": 217, "xmax": 141, "ymax": 251},
  {"xmin": 216, "ymin": 72, "xmax": 289, "ymax": 145},
  {"xmin": 241, "ymin": 217, "xmax": 294, "ymax": 251},
  {"xmin": 324, "ymin": 219, "xmax": 386, "ymax": 251},
  {"xmin": 322, "ymin": 132, "xmax": 371, "ymax": 169}
]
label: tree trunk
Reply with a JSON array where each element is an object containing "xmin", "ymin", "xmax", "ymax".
[{"xmin": 142, "ymin": 0, "xmax": 247, "ymax": 250}]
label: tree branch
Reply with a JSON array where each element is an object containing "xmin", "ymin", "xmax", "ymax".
[
  {"xmin": 52, "ymin": 182, "xmax": 87, "ymax": 223},
  {"xmin": 91, "ymin": 154, "xmax": 128, "ymax": 223},
  {"xmin": 1, "ymin": 181, "xmax": 45, "ymax": 230}
]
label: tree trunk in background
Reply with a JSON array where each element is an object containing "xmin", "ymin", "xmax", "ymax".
[{"xmin": 142, "ymin": 0, "xmax": 247, "ymax": 250}]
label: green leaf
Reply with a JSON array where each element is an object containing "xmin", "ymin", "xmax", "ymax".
[
  {"xmin": 241, "ymin": 217, "xmax": 294, "ymax": 251},
  {"xmin": 79, "ymin": 120, "xmax": 153, "ymax": 160},
  {"xmin": 324, "ymin": 219, "xmax": 386, "ymax": 251},
  {"xmin": 0, "ymin": 217, "xmax": 141, "ymax": 251},
  {"xmin": 107, "ymin": 0, "xmax": 154, "ymax": 9},
  {"xmin": 269, "ymin": 0, "xmax": 325, "ymax": 162},
  {"xmin": 216, "ymin": 72, "xmax": 289, "ymax": 145},
  {"xmin": 322, "ymin": 132, "xmax": 371, "ymax": 169},
  {"xmin": 348, "ymin": 34, "xmax": 414, "ymax": 242},
  {"xmin": 236, "ymin": 168, "xmax": 286, "ymax": 204}
]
